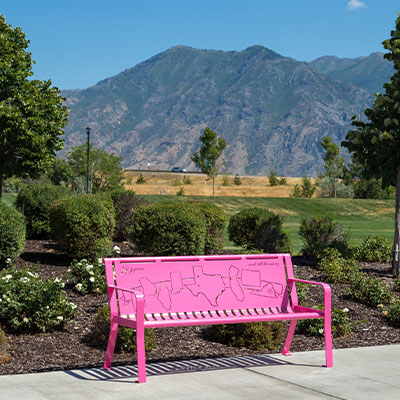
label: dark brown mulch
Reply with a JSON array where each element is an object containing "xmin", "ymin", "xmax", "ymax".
[{"xmin": 1, "ymin": 240, "xmax": 400, "ymax": 375}]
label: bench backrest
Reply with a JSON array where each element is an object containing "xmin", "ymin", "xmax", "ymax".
[{"xmin": 104, "ymin": 254, "xmax": 296, "ymax": 316}]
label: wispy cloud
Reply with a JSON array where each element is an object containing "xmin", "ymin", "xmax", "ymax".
[{"xmin": 347, "ymin": 0, "xmax": 366, "ymax": 11}]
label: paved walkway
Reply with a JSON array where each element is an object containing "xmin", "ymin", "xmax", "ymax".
[{"xmin": 1, "ymin": 345, "xmax": 399, "ymax": 400}]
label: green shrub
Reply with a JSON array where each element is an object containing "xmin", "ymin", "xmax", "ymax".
[
  {"xmin": 279, "ymin": 177, "xmax": 287, "ymax": 185},
  {"xmin": 176, "ymin": 187, "xmax": 184, "ymax": 196},
  {"xmin": 318, "ymin": 249, "xmax": 361, "ymax": 283},
  {"xmin": 67, "ymin": 258, "xmax": 107, "ymax": 295},
  {"xmin": 346, "ymin": 275, "xmax": 393, "ymax": 307},
  {"xmin": 297, "ymin": 307, "xmax": 352, "ymax": 338},
  {"xmin": 385, "ymin": 300, "xmax": 400, "ymax": 327},
  {"xmin": 234, "ymin": 174, "xmax": 241, "ymax": 185},
  {"xmin": 299, "ymin": 215, "xmax": 350, "ymax": 261},
  {"xmin": 90, "ymin": 305, "xmax": 156, "ymax": 353},
  {"xmin": 354, "ymin": 235, "xmax": 392, "ymax": 263},
  {"xmin": 293, "ymin": 279, "xmax": 310, "ymax": 306},
  {"xmin": 0, "ymin": 265, "xmax": 76, "ymax": 333},
  {"xmin": 0, "ymin": 203, "xmax": 26, "ymax": 265},
  {"xmin": 183, "ymin": 176, "xmax": 192, "ymax": 185},
  {"xmin": 15, "ymin": 184, "xmax": 70, "ymax": 238},
  {"xmin": 50, "ymin": 194, "xmax": 115, "ymax": 260},
  {"xmin": 3, "ymin": 177, "xmax": 23, "ymax": 193},
  {"xmin": 228, "ymin": 208, "xmax": 291, "ymax": 253},
  {"xmin": 228, "ymin": 208, "xmax": 274, "ymax": 249},
  {"xmin": 110, "ymin": 189, "xmax": 146, "ymax": 242},
  {"xmin": 131, "ymin": 201, "xmax": 206, "ymax": 256},
  {"xmin": 192, "ymin": 202, "xmax": 228, "ymax": 255},
  {"xmin": 253, "ymin": 214, "xmax": 292, "ymax": 253},
  {"xmin": 136, "ymin": 174, "xmax": 146, "ymax": 184},
  {"xmin": 206, "ymin": 321, "xmax": 283, "ymax": 351},
  {"xmin": 268, "ymin": 168, "xmax": 279, "ymax": 186}
]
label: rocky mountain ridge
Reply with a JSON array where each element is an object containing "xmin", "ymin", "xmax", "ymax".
[{"xmin": 62, "ymin": 45, "xmax": 390, "ymax": 176}]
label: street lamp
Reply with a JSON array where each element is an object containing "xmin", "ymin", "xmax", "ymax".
[{"xmin": 86, "ymin": 126, "xmax": 91, "ymax": 194}]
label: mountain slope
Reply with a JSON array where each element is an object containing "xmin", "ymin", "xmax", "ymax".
[
  {"xmin": 310, "ymin": 52, "xmax": 394, "ymax": 94},
  {"xmin": 62, "ymin": 45, "xmax": 372, "ymax": 176}
]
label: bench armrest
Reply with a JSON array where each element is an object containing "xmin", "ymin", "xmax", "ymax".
[
  {"xmin": 107, "ymin": 284, "xmax": 144, "ymax": 298},
  {"xmin": 107, "ymin": 285, "xmax": 144, "ymax": 320},
  {"xmin": 288, "ymin": 278, "xmax": 331, "ymax": 315}
]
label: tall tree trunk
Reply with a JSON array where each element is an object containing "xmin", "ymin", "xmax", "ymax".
[{"xmin": 393, "ymin": 166, "xmax": 400, "ymax": 277}]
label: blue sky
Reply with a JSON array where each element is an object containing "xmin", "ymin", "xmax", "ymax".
[{"xmin": 1, "ymin": 1, "xmax": 399, "ymax": 90}]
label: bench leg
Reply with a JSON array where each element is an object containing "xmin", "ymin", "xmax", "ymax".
[
  {"xmin": 136, "ymin": 324, "xmax": 146, "ymax": 383},
  {"xmin": 282, "ymin": 320, "xmax": 297, "ymax": 356},
  {"xmin": 324, "ymin": 316, "xmax": 333, "ymax": 367},
  {"xmin": 104, "ymin": 320, "xmax": 118, "ymax": 369}
]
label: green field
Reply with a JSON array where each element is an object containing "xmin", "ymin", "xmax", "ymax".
[{"xmin": 140, "ymin": 195, "xmax": 395, "ymax": 254}]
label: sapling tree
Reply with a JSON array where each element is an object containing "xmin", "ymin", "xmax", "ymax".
[{"xmin": 192, "ymin": 127, "xmax": 226, "ymax": 197}]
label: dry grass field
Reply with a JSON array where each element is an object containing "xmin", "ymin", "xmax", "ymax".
[{"xmin": 124, "ymin": 171, "xmax": 307, "ymax": 197}]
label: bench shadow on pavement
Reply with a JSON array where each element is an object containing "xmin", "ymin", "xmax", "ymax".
[{"xmin": 64, "ymin": 354, "xmax": 300, "ymax": 384}]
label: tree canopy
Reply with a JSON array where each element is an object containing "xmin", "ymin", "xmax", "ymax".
[
  {"xmin": 0, "ymin": 14, "xmax": 68, "ymax": 197},
  {"xmin": 342, "ymin": 12, "xmax": 400, "ymax": 276}
]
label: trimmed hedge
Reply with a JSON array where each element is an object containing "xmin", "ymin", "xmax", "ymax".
[
  {"xmin": 191, "ymin": 202, "xmax": 228, "ymax": 255},
  {"xmin": 16, "ymin": 184, "xmax": 70, "ymax": 238},
  {"xmin": 50, "ymin": 194, "xmax": 115, "ymax": 260},
  {"xmin": 131, "ymin": 201, "xmax": 206, "ymax": 256},
  {"xmin": 354, "ymin": 235, "xmax": 392, "ymax": 263},
  {"xmin": 0, "ymin": 202, "xmax": 26, "ymax": 264}
]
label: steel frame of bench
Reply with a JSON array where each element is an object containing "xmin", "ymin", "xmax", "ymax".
[{"xmin": 103, "ymin": 254, "xmax": 333, "ymax": 383}]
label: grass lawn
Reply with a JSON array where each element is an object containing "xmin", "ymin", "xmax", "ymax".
[{"xmin": 140, "ymin": 195, "xmax": 395, "ymax": 254}]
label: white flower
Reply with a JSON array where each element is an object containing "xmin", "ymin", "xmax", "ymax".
[
  {"xmin": 0, "ymin": 298, "xmax": 2, "ymax": 303},
  {"xmin": 89, "ymin": 277, "xmax": 95, "ymax": 282},
  {"xmin": 85, "ymin": 265, "xmax": 93, "ymax": 270},
  {"xmin": 75, "ymin": 283, "xmax": 83, "ymax": 291},
  {"xmin": 77, "ymin": 262, "xmax": 82, "ymax": 267},
  {"xmin": 81, "ymin": 259, "xmax": 87, "ymax": 263},
  {"xmin": 54, "ymin": 278, "xmax": 63, "ymax": 284},
  {"xmin": 23, "ymin": 317, "xmax": 29, "ymax": 323},
  {"xmin": 97, "ymin": 258, "xmax": 103, "ymax": 264},
  {"xmin": 318, "ymin": 328, "xmax": 324, "ymax": 334},
  {"xmin": 27, "ymin": 271, "xmax": 39, "ymax": 278},
  {"xmin": 20, "ymin": 277, "xmax": 30, "ymax": 283},
  {"xmin": 342, "ymin": 308, "xmax": 349, "ymax": 313},
  {"xmin": 2, "ymin": 274, "xmax": 12, "ymax": 282},
  {"xmin": 89, "ymin": 271, "xmax": 94, "ymax": 276},
  {"xmin": 70, "ymin": 302, "xmax": 77, "ymax": 310},
  {"xmin": 57, "ymin": 316, "xmax": 63, "ymax": 321}
]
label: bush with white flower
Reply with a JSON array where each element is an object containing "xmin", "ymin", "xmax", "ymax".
[
  {"xmin": 0, "ymin": 265, "xmax": 76, "ymax": 333},
  {"xmin": 296, "ymin": 306, "xmax": 352, "ymax": 338},
  {"xmin": 67, "ymin": 258, "xmax": 107, "ymax": 295}
]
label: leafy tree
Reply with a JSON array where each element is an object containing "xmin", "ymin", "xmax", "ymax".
[
  {"xmin": 0, "ymin": 14, "xmax": 68, "ymax": 197},
  {"xmin": 268, "ymin": 168, "xmax": 279, "ymax": 186},
  {"xmin": 192, "ymin": 127, "xmax": 226, "ymax": 196},
  {"xmin": 319, "ymin": 137, "xmax": 345, "ymax": 198},
  {"xmin": 342, "ymin": 13, "xmax": 400, "ymax": 276},
  {"xmin": 47, "ymin": 158, "xmax": 75, "ymax": 186},
  {"xmin": 67, "ymin": 144, "xmax": 124, "ymax": 193}
]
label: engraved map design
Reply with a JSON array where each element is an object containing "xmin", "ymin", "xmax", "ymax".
[{"xmin": 117, "ymin": 261, "xmax": 285, "ymax": 312}]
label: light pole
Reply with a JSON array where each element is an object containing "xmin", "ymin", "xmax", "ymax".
[{"xmin": 86, "ymin": 126, "xmax": 91, "ymax": 194}]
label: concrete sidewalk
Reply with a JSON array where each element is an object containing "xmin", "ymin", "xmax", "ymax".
[{"xmin": 1, "ymin": 345, "xmax": 399, "ymax": 400}]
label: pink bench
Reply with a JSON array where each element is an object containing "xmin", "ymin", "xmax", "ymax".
[{"xmin": 103, "ymin": 254, "xmax": 333, "ymax": 383}]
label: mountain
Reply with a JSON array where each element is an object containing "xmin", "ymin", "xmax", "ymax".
[
  {"xmin": 310, "ymin": 52, "xmax": 394, "ymax": 94},
  {"xmin": 62, "ymin": 45, "xmax": 374, "ymax": 176}
]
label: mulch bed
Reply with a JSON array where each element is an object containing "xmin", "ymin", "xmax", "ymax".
[{"xmin": 1, "ymin": 240, "xmax": 400, "ymax": 375}]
